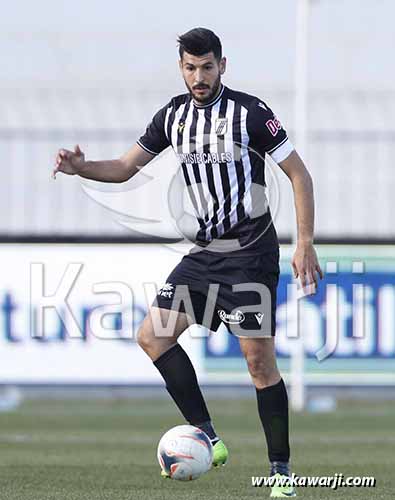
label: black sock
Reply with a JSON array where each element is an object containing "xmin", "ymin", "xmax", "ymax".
[
  {"xmin": 153, "ymin": 343, "xmax": 214, "ymax": 432},
  {"xmin": 256, "ymin": 378, "xmax": 290, "ymax": 463},
  {"xmin": 194, "ymin": 421, "xmax": 219, "ymax": 443}
]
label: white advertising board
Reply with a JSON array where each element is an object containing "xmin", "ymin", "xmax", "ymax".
[{"xmin": 0, "ymin": 243, "xmax": 204, "ymax": 384}]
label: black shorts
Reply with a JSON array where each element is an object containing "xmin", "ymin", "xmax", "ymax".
[{"xmin": 153, "ymin": 248, "xmax": 280, "ymax": 337}]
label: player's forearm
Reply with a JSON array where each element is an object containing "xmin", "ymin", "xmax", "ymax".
[
  {"xmin": 78, "ymin": 159, "xmax": 134, "ymax": 183},
  {"xmin": 291, "ymin": 170, "xmax": 315, "ymax": 245}
]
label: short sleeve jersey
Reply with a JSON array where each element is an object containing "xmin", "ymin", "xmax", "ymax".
[{"xmin": 138, "ymin": 85, "xmax": 294, "ymax": 255}]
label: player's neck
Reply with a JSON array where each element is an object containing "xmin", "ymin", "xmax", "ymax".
[{"xmin": 192, "ymin": 83, "xmax": 224, "ymax": 108}]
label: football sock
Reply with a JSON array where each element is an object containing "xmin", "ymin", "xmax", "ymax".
[
  {"xmin": 255, "ymin": 378, "xmax": 290, "ymax": 463},
  {"xmin": 194, "ymin": 421, "xmax": 219, "ymax": 443},
  {"xmin": 153, "ymin": 343, "xmax": 214, "ymax": 431},
  {"xmin": 270, "ymin": 460, "xmax": 290, "ymax": 476}
]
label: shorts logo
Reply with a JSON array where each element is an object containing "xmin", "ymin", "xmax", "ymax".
[
  {"xmin": 158, "ymin": 282, "xmax": 174, "ymax": 298},
  {"xmin": 255, "ymin": 312, "xmax": 264, "ymax": 325},
  {"xmin": 218, "ymin": 309, "xmax": 245, "ymax": 324},
  {"xmin": 215, "ymin": 118, "xmax": 228, "ymax": 136}
]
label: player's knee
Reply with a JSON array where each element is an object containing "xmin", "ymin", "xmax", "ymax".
[
  {"xmin": 245, "ymin": 354, "xmax": 278, "ymax": 385},
  {"xmin": 136, "ymin": 324, "xmax": 154, "ymax": 353},
  {"xmin": 136, "ymin": 316, "xmax": 175, "ymax": 359},
  {"xmin": 245, "ymin": 354, "xmax": 266, "ymax": 378}
]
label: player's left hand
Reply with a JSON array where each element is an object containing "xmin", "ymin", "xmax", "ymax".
[{"xmin": 291, "ymin": 241, "xmax": 323, "ymax": 293}]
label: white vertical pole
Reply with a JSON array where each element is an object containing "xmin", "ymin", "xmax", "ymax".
[{"xmin": 290, "ymin": 0, "xmax": 310, "ymax": 412}]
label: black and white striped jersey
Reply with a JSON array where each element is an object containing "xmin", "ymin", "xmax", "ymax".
[{"xmin": 137, "ymin": 84, "xmax": 294, "ymax": 255}]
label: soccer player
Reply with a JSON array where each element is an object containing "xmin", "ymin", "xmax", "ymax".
[{"xmin": 54, "ymin": 28, "xmax": 323, "ymax": 498}]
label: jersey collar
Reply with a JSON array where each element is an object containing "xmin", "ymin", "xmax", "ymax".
[{"xmin": 192, "ymin": 84, "xmax": 225, "ymax": 109}]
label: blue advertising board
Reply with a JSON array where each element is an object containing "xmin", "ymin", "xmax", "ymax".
[{"xmin": 204, "ymin": 246, "xmax": 395, "ymax": 385}]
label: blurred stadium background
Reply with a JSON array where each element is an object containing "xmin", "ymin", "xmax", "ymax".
[{"xmin": 0, "ymin": 1, "xmax": 394, "ymax": 498}]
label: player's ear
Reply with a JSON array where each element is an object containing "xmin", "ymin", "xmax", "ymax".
[
  {"xmin": 178, "ymin": 58, "xmax": 183, "ymax": 72},
  {"xmin": 219, "ymin": 57, "xmax": 226, "ymax": 75}
]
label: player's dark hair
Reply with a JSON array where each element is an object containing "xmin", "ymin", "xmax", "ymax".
[{"xmin": 178, "ymin": 28, "xmax": 222, "ymax": 61}]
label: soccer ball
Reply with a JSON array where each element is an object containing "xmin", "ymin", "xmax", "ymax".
[{"xmin": 157, "ymin": 425, "xmax": 213, "ymax": 480}]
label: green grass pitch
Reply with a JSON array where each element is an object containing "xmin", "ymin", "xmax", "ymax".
[{"xmin": 0, "ymin": 396, "xmax": 393, "ymax": 499}]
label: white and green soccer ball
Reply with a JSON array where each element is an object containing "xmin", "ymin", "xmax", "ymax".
[{"xmin": 157, "ymin": 425, "xmax": 213, "ymax": 480}]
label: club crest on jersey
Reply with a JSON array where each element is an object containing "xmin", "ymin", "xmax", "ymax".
[
  {"xmin": 178, "ymin": 121, "xmax": 185, "ymax": 133},
  {"xmin": 215, "ymin": 118, "xmax": 228, "ymax": 136}
]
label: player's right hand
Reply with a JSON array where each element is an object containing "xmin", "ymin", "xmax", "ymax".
[{"xmin": 52, "ymin": 144, "xmax": 86, "ymax": 179}]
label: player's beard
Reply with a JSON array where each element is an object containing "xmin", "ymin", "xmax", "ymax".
[{"xmin": 186, "ymin": 75, "xmax": 221, "ymax": 105}]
